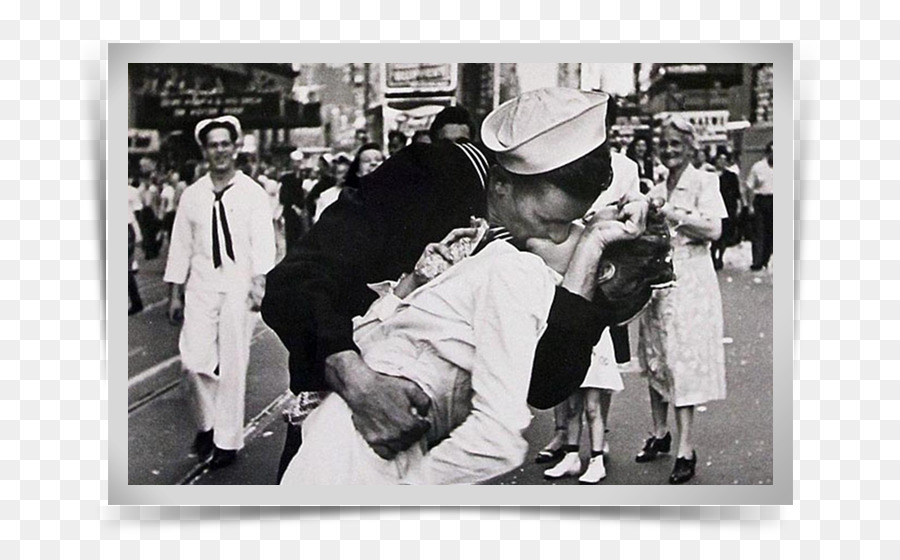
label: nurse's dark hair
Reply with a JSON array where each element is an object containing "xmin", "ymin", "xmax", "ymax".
[{"xmin": 496, "ymin": 142, "xmax": 613, "ymax": 202}]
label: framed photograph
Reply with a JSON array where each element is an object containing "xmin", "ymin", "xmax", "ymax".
[{"xmin": 109, "ymin": 43, "xmax": 791, "ymax": 506}]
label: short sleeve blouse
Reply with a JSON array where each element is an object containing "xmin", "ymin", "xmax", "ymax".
[{"xmin": 649, "ymin": 165, "xmax": 728, "ymax": 248}]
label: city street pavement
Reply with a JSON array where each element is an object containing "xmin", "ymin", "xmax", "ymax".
[{"xmin": 128, "ymin": 238, "xmax": 772, "ymax": 487}]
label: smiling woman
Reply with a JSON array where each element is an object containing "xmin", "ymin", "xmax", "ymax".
[{"xmin": 634, "ymin": 115, "xmax": 729, "ymax": 485}]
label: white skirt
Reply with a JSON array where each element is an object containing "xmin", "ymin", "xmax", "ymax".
[
  {"xmin": 280, "ymin": 394, "xmax": 427, "ymax": 486},
  {"xmin": 580, "ymin": 329, "xmax": 624, "ymax": 392}
]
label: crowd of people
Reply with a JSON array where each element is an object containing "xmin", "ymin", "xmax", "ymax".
[
  {"xmin": 127, "ymin": 103, "xmax": 480, "ymax": 316},
  {"xmin": 128, "ymin": 93, "xmax": 774, "ymax": 485}
]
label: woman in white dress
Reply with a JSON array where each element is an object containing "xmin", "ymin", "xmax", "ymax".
[{"xmin": 635, "ymin": 115, "xmax": 728, "ymax": 484}]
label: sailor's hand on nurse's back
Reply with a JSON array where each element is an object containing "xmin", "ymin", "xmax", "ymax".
[
  {"xmin": 351, "ymin": 373, "xmax": 432, "ymax": 460},
  {"xmin": 327, "ymin": 351, "xmax": 432, "ymax": 460}
]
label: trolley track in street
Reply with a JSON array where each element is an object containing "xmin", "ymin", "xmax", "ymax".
[
  {"xmin": 177, "ymin": 390, "xmax": 294, "ymax": 485},
  {"xmin": 128, "ymin": 326, "xmax": 273, "ymax": 414}
]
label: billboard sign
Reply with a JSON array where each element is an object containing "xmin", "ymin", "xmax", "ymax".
[{"xmin": 383, "ymin": 63, "xmax": 457, "ymax": 95}]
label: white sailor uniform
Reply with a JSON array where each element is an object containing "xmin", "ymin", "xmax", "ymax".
[{"xmin": 164, "ymin": 171, "xmax": 276, "ymax": 450}]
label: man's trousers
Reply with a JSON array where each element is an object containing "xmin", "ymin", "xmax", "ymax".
[
  {"xmin": 751, "ymin": 194, "xmax": 774, "ymax": 269},
  {"xmin": 180, "ymin": 289, "xmax": 257, "ymax": 451}
]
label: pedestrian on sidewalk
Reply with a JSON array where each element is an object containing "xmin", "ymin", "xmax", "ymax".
[
  {"xmin": 635, "ymin": 114, "xmax": 728, "ymax": 484},
  {"xmin": 344, "ymin": 143, "xmax": 384, "ymax": 191},
  {"xmin": 387, "ymin": 130, "xmax": 408, "ymax": 157},
  {"xmin": 163, "ymin": 115, "xmax": 276, "ymax": 470},
  {"xmin": 745, "ymin": 141, "xmax": 774, "ymax": 271},
  {"xmin": 710, "ymin": 149, "xmax": 742, "ymax": 270},
  {"xmin": 159, "ymin": 170, "xmax": 180, "ymax": 249},
  {"xmin": 625, "ymin": 136, "xmax": 655, "ymax": 194},
  {"xmin": 137, "ymin": 173, "xmax": 163, "ymax": 260},
  {"xmin": 128, "ymin": 193, "xmax": 144, "ymax": 315},
  {"xmin": 278, "ymin": 149, "xmax": 309, "ymax": 255},
  {"xmin": 429, "ymin": 105, "xmax": 473, "ymax": 143}
]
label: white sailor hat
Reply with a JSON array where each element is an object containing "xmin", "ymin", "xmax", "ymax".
[
  {"xmin": 481, "ymin": 88, "xmax": 609, "ymax": 175},
  {"xmin": 194, "ymin": 115, "xmax": 243, "ymax": 147},
  {"xmin": 289, "ymin": 148, "xmax": 305, "ymax": 161}
]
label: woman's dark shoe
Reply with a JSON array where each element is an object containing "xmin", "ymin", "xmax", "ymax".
[
  {"xmin": 668, "ymin": 451, "xmax": 697, "ymax": 484},
  {"xmin": 535, "ymin": 447, "xmax": 567, "ymax": 464},
  {"xmin": 635, "ymin": 431, "xmax": 672, "ymax": 463}
]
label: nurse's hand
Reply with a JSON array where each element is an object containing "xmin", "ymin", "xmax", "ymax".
[
  {"xmin": 325, "ymin": 350, "xmax": 432, "ymax": 460},
  {"xmin": 582, "ymin": 195, "xmax": 650, "ymax": 248},
  {"xmin": 613, "ymin": 189, "xmax": 650, "ymax": 237}
]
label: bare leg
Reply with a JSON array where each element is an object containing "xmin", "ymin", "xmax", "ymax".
[
  {"xmin": 536, "ymin": 402, "xmax": 569, "ymax": 462},
  {"xmin": 540, "ymin": 404, "xmax": 569, "ymax": 451},
  {"xmin": 674, "ymin": 405, "xmax": 695, "ymax": 458},
  {"xmin": 583, "ymin": 388, "xmax": 606, "ymax": 454},
  {"xmin": 598, "ymin": 389, "xmax": 612, "ymax": 429},
  {"xmin": 564, "ymin": 392, "xmax": 584, "ymax": 447},
  {"xmin": 544, "ymin": 392, "xmax": 585, "ymax": 478},
  {"xmin": 578, "ymin": 388, "xmax": 610, "ymax": 484},
  {"xmin": 648, "ymin": 385, "xmax": 669, "ymax": 438}
]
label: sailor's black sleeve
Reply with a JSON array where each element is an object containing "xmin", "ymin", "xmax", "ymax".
[
  {"xmin": 261, "ymin": 143, "xmax": 488, "ymax": 395},
  {"xmin": 527, "ymin": 287, "xmax": 613, "ymax": 410},
  {"xmin": 261, "ymin": 190, "xmax": 382, "ymax": 393}
]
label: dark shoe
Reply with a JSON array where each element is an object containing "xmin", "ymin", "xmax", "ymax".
[
  {"xmin": 191, "ymin": 429, "xmax": 214, "ymax": 460},
  {"xmin": 669, "ymin": 451, "xmax": 697, "ymax": 484},
  {"xmin": 208, "ymin": 447, "xmax": 237, "ymax": 470},
  {"xmin": 535, "ymin": 447, "xmax": 566, "ymax": 464},
  {"xmin": 635, "ymin": 431, "xmax": 672, "ymax": 463},
  {"xmin": 128, "ymin": 304, "xmax": 144, "ymax": 315},
  {"xmin": 750, "ymin": 264, "xmax": 763, "ymax": 271}
]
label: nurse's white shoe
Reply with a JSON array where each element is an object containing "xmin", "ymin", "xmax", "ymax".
[
  {"xmin": 578, "ymin": 455, "xmax": 607, "ymax": 484},
  {"xmin": 543, "ymin": 451, "xmax": 582, "ymax": 479}
]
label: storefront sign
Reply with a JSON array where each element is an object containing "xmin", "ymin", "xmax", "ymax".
[
  {"xmin": 133, "ymin": 92, "xmax": 284, "ymax": 129},
  {"xmin": 660, "ymin": 64, "xmax": 708, "ymax": 75},
  {"xmin": 384, "ymin": 63, "xmax": 457, "ymax": 94}
]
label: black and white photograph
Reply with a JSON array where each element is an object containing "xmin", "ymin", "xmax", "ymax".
[{"xmin": 123, "ymin": 59, "xmax": 775, "ymax": 495}]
